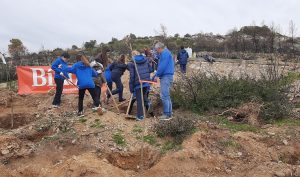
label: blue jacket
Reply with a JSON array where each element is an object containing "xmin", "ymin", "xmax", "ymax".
[
  {"xmin": 128, "ymin": 55, "xmax": 154, "ymax": 93},
  {"xmin": 66, "ymin": 61, "xmax": 98, "ymax": 89},
  {"xmin": 155, "ymin": 48, "xmax": 174, "ymax": 78},
  {"xmin": 177, "ymin": 49, "xmax": 189, "ymax": 64},
  {"xmin": 104, "ymin": 64, "xmax": 112, "ymax": 83},
  {"xmin": 51, "ymin": 57, "xmax": 69, "ymax": 79}
]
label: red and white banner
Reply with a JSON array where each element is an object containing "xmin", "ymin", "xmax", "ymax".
[{"xmin": 17, "ymin": 66, "xmax": 78, "ymax": 94}]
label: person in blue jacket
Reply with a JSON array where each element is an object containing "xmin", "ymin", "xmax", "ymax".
[
  {"xmin": 110, "ymin": 55, "xmax": 127, "ymax": 102},
  {"xmin": 51, "ymin": 52, "xmax": 70, "ymax": 108},
  {"xmin": 177, "ymin": 46, "xmax": 189, "ymax": 73},
  {"xmin": 66, "ymin": 54, "xmax": 100, "ymax": 117},
  {"xmin": 128, "ymin": 51, "xmax": 154, "ymax": 120},
  {"xmin": 104, "ymin": 62, "xmax": 113, "ymax": 103},
  {"xmin": 153, "ymin": 42, "xmax": 175, "ymax": 120}
]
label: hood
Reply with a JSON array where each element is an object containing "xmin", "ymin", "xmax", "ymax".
[
  {"xmin": 77, "ymin": 61, "xmax": 90, "ymax": 70},
  {"xmin": 133, "ymin": 55, "xmax": 147, "ymax": 64},
  {"xmin": 180, "ymin": 49, "xmax": 187, "ymax": 54}
]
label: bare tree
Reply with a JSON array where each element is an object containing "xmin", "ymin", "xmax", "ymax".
[
  {"xmin": 288, "ymin": 20, "xmax": 297, "ymax": 58},
  {"xmin": 154, "ymin": 24, "xmax": 169, "ymax": 46}
]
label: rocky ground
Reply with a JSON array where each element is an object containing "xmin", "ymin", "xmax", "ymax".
[{"xmin": 0, "ymin": 59, "xmax": 300, "ymax": 177}]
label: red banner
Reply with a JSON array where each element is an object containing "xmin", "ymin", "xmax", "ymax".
[{"xmin": 17, "ymin": 66, "xmax": 78, "ymax": 94}]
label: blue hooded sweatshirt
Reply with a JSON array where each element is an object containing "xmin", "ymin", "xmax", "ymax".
[
  {"xmin": 104, "ymin": 64, "xmax": 112, "ymax": 83},
  {"xmin": 66, "ymin": 61, "xmax": 98, "ymax": 89},
  {"xmin": 51, "ymin": 57, "xmax": 69, "ymax": 79},
  {"xmin": 128, "ymin": 55, "xmax": 154, "ymax": 93},
  {"xmin": 155, "ymin": 48, "xmax": 174, "ymax": 78},
  {"xmin": 177, "ymin": 49, "xmax": 189, "ymax": 65}
]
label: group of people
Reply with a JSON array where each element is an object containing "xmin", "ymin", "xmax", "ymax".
[{"xmin": 51, "ymin": 42, "xmax": 189, "ymax": 121}]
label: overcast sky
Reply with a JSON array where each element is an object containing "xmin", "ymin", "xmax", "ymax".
[{"xmin": 0, "ymin": 0, "xmax": 299, "ymax": 52}]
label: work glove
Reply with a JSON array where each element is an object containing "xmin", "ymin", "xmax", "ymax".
[
  {"xmin": 59, "ymin": 72, "xmax": 64, "ymax": 76},
  {"xmin": 97, "ymin": 70, "xmax": 102, "ymax": 74}
]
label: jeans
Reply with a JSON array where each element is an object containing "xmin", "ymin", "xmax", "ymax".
[
  {"xmin": 95, "ymin": 85, "xmax": 102, "ymax": 106},
  {"xmin": 111, "ymin": 75, "xmax": 124, "ymax": 101},
  {"xmin": 78, "ymin": 88, "xmax": 99, "ymax": 112},
  {"xmin": 180, "ymin": 64, "xmax": 187, "ymax": 73},
  {"xmin": 52, "ymin": 78, "xmax": 64, "ymax": 106},
  {"xmin": 160, "ymin": 75, "xmax": 173, "ymax": 117}
]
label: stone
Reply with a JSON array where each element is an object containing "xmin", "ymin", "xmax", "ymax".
[
  {"xmin": 282, "ymin": 140, "xmax": 288, "ymax": 145},
  {"xmin": 1, "ymin": 149, "xmax": 10, "ymax": 155}
]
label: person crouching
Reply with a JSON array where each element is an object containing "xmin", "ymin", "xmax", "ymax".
[{"xmin": 66, "ymin": 54, "xmax": 100, "ymax": 117}]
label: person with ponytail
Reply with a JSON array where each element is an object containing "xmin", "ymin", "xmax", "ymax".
[{"xmin": 66, "ymin": 54, "xmax": 100, "ymax": 117}]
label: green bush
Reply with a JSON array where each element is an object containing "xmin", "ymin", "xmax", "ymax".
[
  {"xmin": 172, "ymin": 71, "xmax": 294, "ymax": 122},
  {"xmin": 153, "ymin": 116, "xmax": 197, "ymax": 144}
]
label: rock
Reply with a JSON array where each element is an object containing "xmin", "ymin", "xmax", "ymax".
[
  {"xmin": 215, "ymin": 167, "xmax": 221, "ymax": 171},
  {"xmin": 261, "ymin": 124, "xmax": 272, "ymax": 129},
  {"xmin": 282, "ymin": 140, "xmax": 288, "ymax": 145},
  {"xmin": 274, "ymin": 169, "xmax": 293, "ymax": 177},
  {"xmin": 274, "ymin": 171, "xmax": 285, "ymax": 177},
  {"xmin": 237, "ymin": 152, "xmax": 243, "ymax": 157},
  {"xmin": 71, "ymin": 139, "xmax": 76, "ymax": 144},
  {"xmin": 268, "ymin": 132, "xmax": 276, "ymax": 136},
  {"xmin": 294, "ymin": 166, "xmax": 300, "ymax": 176},
  {"xmin": 1, "ymin": 149, "xmax": 10, "ymax": 155}
]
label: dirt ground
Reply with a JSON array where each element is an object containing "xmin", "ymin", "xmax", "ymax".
[{"xmin": 0, "ymin": 61, "xmax": 300, "ymax": 177}]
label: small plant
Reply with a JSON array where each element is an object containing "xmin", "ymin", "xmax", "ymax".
[
  {"xmin": 79, "ymin": 118, "xmax": 87, "ymax": 123},
  {"xmin": 218, "ymin": 138, "xmax": 241, "ymax": 149},
  {"xmin": 161, "ymin": 141, "xmax": 182, "ymax": 154},
  {"xmin": 113, "ymin": 132, "xmax": 126, "ymax": 146},
  {"xmin": 142, "ymin": 134, "xmax": 157, "ymax": 145},
  {"xmin": 90, "ymin": 119, "xmax": 105, "ymax": 128},
  {"xmin": 132, "ymin": 124, "xmax": 143, "ymax": 133}
]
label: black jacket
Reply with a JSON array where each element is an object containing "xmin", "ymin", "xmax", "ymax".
[{"xmin": 110, "ymin": 61, "xmax": 127, "ymax": 79}]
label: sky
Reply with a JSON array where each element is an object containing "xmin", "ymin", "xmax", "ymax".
[{"xmin": 0, "ymin": 0, "xmax": 299, "ymax": 52}]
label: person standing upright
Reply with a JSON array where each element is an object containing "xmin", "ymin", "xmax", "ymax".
[
  {"xmin": 153, "ymin": 42, "xmax": 174, "ymax": 120},
  {"xmin": 177, "ymin": 46, "xmax": 189, "ymax": 73},
  {"xmin": 51, "ymin": 52, "xmax": 70, "ymax": 108}
]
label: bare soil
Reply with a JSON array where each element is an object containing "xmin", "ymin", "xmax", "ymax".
[{"xmin": 0, "ymin": 61, "xmax": 300, "ymax": 177}]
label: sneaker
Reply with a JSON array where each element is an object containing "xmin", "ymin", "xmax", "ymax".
[
  {"xmin": 159, "ymin": 115, "xmax": 172, "ymax": 121},
  {"xmin": 92, "ymin": 106, "xmax": 100, "ymax": 111},
  {"xmin": 52, "ymin": 104, "xmax": 60, "ymax": 108},
  {"xmin": 136, "ymin": 116, "xmax": 144, "ymax": 121},
  {"xmin": 77, "ymin": 111, "xmax": 85, "ymax": 117}
]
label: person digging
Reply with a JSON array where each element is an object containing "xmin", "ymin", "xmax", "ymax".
[
  {"xmin": 65, "ymin": 54, "xmax": 101, "ymax": 117},
  {"xmin": 127, "ymin": 50, "xmax": 154, "ymax": 121},
  {"xmin": 51, "ymin": 52, "xmax": 70, "ymax": 108}
]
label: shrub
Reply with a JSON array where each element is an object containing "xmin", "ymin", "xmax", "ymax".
[
  {"xmin": 153, "ymin": 116, "xmax": 197, "ymax": 144},
  {"xmin": 172, "ymin": 70, "xmax": 294, "ymax": 122}
]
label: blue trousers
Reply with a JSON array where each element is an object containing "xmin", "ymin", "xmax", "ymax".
[
  {"xmin": 180, "ymin": 64, "xmax": 187, "ymax": 73},
  {"xmin": 160, "ymin": 75, "xmax": 173, "ymax": 117}
]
